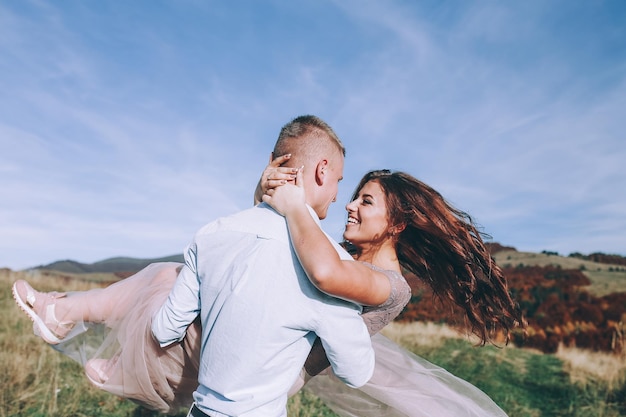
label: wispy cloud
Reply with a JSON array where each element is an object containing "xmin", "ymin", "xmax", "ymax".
[{"xmin": 1, "ymin": 0, "xmax": 624, "ymax": 269}]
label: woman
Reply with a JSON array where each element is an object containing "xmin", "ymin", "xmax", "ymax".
[
  {"xmin": 266, "ymin": 167, "xmax": 523, "ymax": 417},
  {"xmin": 13, "ymin": 160, "xmax": 523, "ymax": 416}
]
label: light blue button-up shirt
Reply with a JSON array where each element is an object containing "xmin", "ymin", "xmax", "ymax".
[{"xmin": 152, "ymin": 203, "xmax": 375, "ymax": 417}]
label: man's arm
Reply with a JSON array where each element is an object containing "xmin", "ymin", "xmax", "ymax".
[
  {"xmin": 151, "ymin": 243, "xmax": 202, "ymax": 347},
  {"xmin": 304, "ymin": 302, "xmax": 402, "ymax": 377},
  {"xmin": 315, "ymin": 302, "xmax": 375, "ymax": 388}
]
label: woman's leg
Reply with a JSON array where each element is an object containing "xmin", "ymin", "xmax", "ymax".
[{"xmin": 12, "ymin": 263, "xmax": 183, "ymax": 344}]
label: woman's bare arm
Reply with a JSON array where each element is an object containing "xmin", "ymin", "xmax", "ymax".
[{"xmin": 263, "ymin": 169, "xmax": 390, "ymax": 306}]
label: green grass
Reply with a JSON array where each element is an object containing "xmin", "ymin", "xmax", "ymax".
[
  {"xmin": 402, "ymin": 338, "xmax": 623, "ymax": 416},
  {"xmin": 385, "ymin": 321, "xmax": 626, "ymax": 417},
  {"xmin": 2, "ymin": 270, "xmax": 625, "ymax": 416}
]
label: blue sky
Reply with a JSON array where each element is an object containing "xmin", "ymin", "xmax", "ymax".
[{"xmin": 1, "ymin": 0, "xmax": 625, "ymax": 270}]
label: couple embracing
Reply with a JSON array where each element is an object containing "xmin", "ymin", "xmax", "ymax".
[{"xmin": 13, "ymin": 115, "xmax": 523, "ymax": 416}]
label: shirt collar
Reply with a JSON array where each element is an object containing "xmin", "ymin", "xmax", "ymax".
[{"xmin": 259, "ymin": 202, "xmax": 321, "ymax": 226}]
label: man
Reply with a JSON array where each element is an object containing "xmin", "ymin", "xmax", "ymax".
[{"xmin": 152, "ymin": 115, "xmax": 375, "ymax": 417}]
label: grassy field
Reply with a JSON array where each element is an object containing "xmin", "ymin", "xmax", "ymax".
[
  {"xmin": 382, "ymin": 323, "xmax": 626, "ymax": 417},
  {"xmin": 2, "ymin": 269, "xmax": 625, "ymax": 416}
]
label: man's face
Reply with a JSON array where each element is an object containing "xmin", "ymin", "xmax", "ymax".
[{"xmin": 315, "ymin": 153, "xmax": 344, "ymax": 219}]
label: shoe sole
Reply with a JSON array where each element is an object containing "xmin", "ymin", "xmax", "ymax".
[
  {"xmin": 12, "ymin": 281, "xmax": 62, "ymax": 345},
  {"xmin": 85, "ymin": 359, "xmax": 112, "ymax": 388},
  {"xmin": 85, "ymin": 371, "xmax": 105, "ymax": 388}
]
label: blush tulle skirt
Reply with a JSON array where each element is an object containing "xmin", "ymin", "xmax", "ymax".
[{"xmin": 51, "ymin": 262, "xmax": 508, "ymax": 416}]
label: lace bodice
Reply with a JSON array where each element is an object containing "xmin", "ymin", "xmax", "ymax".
[{"xmin": 360, "ymin": 263, "xmax": 412, "ymax": 336}]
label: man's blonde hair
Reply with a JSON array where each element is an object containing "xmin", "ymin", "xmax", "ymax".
[{"xmin": 273, "ymin": 115, "xmax": 345, "ymax": 167}]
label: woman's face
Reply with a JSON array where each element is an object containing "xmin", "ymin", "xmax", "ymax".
[{"xmin": 343, "ymin": 180, "xmax": 391, "ymax": 245}]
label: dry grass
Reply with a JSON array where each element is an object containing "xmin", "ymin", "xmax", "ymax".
[
  {"xmin": 381, "ymin": 321, "xmax": 474, "ymax": 347},
  {"xmin": 0, "ymin": 269, "xmax": 136, "ymax": 417},
  {"xmin": 0, "ymin": 268, "xmax": 112, "ymax": 292},
  {"xmin": 556, "ymin": 344, "xmax": 626, "ymax": 390}
]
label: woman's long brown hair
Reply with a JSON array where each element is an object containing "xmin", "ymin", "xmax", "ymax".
[{"xmin": 348, "ymin": 170, "xmax": 525, "ymax": 345}]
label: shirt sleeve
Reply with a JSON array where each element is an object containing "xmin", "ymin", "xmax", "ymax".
[
  {"xmin": 151, "ymin": 242, "xmax": 202, "ymax": 347},
  {"xmin": 315, "ymin": 302, "xmax": 376, "ymax": 388}
]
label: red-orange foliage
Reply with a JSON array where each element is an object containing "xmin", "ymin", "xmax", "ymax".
[{"xmin": 396, "ymin": 264, "xmax": 626, "ymax": 354}]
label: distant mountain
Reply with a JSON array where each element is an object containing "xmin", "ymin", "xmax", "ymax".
[
  {"xmin": 32, "ymin": 243, "xmax": 626, "ymax": 274},
  {"xmin": 33, "ymin": 254, "xmax": 184, "ymax": 274}
]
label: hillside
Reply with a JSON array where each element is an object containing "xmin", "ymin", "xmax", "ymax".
[
  {"xmin": 399, "ymin": 245, "xmax": 626, "ymax": 355},
  {"xmin": 25, "ymin": 245, "xmax": 626, "ymax": 355},
  {"xmin": 491, "ymin": 249, "xmax": 626, "ymax": 297},
  {"xmin": 31, "ymin": 246, "xmax": 626, "ymax": 297},
  {"xmin": 28, "ymin": 245, "xmax": 626, "ymax": 302}
]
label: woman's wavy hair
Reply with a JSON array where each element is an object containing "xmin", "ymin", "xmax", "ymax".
[{"xmin": 348, "ymin": 170, "xmax": 525, "ymax": 345}]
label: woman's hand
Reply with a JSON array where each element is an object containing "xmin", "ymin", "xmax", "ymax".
[
  {"xmin": 262, "ymin": 167, "xmax": 306, "ymax": 217},
  {"xmin": 254, "ymin": 154, "xmax": 298, "ymax": 204}
]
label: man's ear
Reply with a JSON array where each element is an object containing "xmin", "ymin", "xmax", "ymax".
[{"xmin": 315, "ymin": 159, "xmax": 328, "ymax": 186}]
